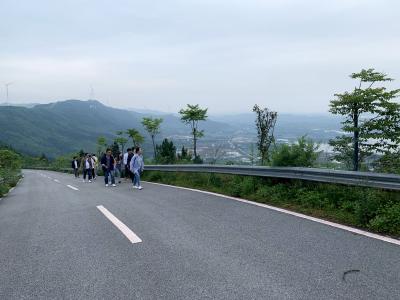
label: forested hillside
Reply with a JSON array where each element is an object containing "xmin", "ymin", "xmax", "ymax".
[{"xmin": 0, "ymin": 100, "xmax": 233, "ymax": 157}]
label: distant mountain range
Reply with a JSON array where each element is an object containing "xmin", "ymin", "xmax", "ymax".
[
  {"xmin": 0, "ymin": 102, "xmax": 40, "ymax": 108},
  {"xmin": 0, "ymin": 100, "xmax": 234, "ymax": 157},
  {"xmin": 0, "ymin": 100, "xmax": 343, "ymax": 158},
  {"xmin": 209, "ymin": 113, "xmax": 344, "ymax": 142}
]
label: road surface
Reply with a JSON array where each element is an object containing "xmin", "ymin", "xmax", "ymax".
[{"xmin": 0, "ymin": 170, "xmax": 399, "ymax": 299}]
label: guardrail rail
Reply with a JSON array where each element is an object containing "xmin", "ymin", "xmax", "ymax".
[{"xmin": 144, "ymin": 164, "xmax": 400, "ymax": 191}]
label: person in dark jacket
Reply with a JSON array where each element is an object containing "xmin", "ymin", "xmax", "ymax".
[
  {"xmin": 101, "ymin": 148, "xmax": 116, "ymax": 187},
  {"xmin": 71, "ymin": 156, "xmax": 80, "ymax": 178},
  {"xmin": 126, "ymin": 148, "xmax": 134, "ymax": 181}
]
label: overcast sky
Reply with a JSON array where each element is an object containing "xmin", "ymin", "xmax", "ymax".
[{"xmin": 0, "ymin": 0, "xmax": 399, "ymax": 114}]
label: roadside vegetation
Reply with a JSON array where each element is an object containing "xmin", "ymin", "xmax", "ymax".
[
  {"xmin": 0, "ymin": 147, "xmax": 22, "ymax": 197},
  {"xmin": 142, "ymin": 171, "xmax": 400, "ymax": 236}
]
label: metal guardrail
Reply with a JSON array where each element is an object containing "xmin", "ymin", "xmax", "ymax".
[
  {"xmin": 24, "ymin": 165, "xmax": 400, "ymax": 191},
  {"xmin": 144, "ymin": 164, "xmax": 400, "ymax": 191}
]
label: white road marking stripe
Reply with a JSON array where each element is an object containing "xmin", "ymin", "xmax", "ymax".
[
  {"xmin": 144, "ymin": 181, "xmax": 400, "ymax": 247},
  {"xmin": 97, "ymin": 205, "xmax": 142, "ymax": 244},
  {"xmin": 54, "ymin": 179, "xmax": 60, "ymax": 183},
  {"xmin": 67, "ymin": 185, "xmax": 79, "ymax": 191}
]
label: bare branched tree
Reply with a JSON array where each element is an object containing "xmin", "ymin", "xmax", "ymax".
[
  {"xmin": 209, "ymin": 143, "xmax": 225, "ymax": 164},
  {"xmin": 253, "ymin": 104, "xmax": 278, "ymax": 165}
]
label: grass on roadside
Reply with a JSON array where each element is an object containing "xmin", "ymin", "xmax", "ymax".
[{"xmin": 0, "ymin": 170, "xmax": 21, "ymax": 197}]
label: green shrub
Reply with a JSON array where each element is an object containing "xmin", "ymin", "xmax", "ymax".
[
  {"xmin": 0, "ymin": 149, "xmax": 22, "ymax": 197},
  {"xmin": 208, "ymin": 173, "xmax": 222, "ymax": 188},
  {"xmin": 0, "ymin": 149, "xmax": 22, "ymax": 170},
  {"xmin": 271, "ymin": 136, "xmax": 320, "ymax": 167},
  {"xmin": 353, "ymin": 190, "xmax": 388, "ymax": 226},
  {"xmin": 155, "ymin": 139, "xmax": 176, "ymax": 164},
  {"xmin": 240, "ymin": 177, "xmax": 258, "ymax": 196},
  {"xmin": 374, "ymin": 152, "xmax": 400, "ymax": 175},
  {"xmin": 368, "ymin": 203, "xmax": 400, "ymax": 234},
  {"xmin": 256, "ymin": 186, "xmax": 271, "ymax": 200}
]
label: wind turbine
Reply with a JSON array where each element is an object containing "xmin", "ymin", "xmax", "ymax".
[
  {"xmin": 90, "ymin": 85, "xmax": 95, "ymax": 99},
  {"xmin": 5, "ymin": 82, "xmax": 13, "ymax": 102}
]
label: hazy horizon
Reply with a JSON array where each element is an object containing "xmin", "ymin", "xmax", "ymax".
[
  {"xmin": 1, "ymin": 0, "xmax": 399, "ymax": 114},
  {"xmin": 0, "ymin": 98, "xmax": 340, "ymax": 117}
]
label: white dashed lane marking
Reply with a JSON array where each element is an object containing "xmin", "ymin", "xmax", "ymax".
[
  {"xmin": 97, "ymin": 205, "xmax": 142, "ymax": 244},
  {"xmin": 67, "ymin": 185, "xmax": 79, "ymax": 191}
]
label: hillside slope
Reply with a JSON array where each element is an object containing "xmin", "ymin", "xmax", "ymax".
[{"xmin": 0, "ymin": 100, "xmax": 232, "ymax": 157}]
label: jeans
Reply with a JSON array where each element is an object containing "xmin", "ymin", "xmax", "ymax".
[
  {"xmin": 73, "ymin": 168, "xmax": 79, "ymax": 178},
  {"xmin": 133, "ymin": 171, "xmax": 141, "ymax": 187},
  {"xmin": 104, "ymin": 169, "xmax": 115, "ymax": 185},
  {"xmin": 83, "ymin": 169, "xmax": 92, "ymax": 180},
  {"xmin": 125, "ymin": 165, "xmax": 130, "ymax": 178},
  {"xmin": 114, "ymin": 166, "xmax": 121, "ymax": 182}
]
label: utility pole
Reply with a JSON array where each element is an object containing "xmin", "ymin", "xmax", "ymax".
[{"xmin": 90, "ymin": 85, "xmax": 95, "ymax": 99}]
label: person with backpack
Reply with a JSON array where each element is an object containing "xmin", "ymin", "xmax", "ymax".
[
  {"xmin": 101, "ymin": 148, "xmax": 116, "ymax": 187},
  {"xmin": 130, "ymin": 147, "xmax": 144, "ymax": 190}
]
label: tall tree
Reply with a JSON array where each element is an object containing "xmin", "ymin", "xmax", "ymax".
[
  {"xmin": 141, "ymin": 117, "xmax": 163, "ymax": 159},
  {"xmin": 179, "ymin": 104, "xmax": 208, "ymax": 159},
  {"xmin": 126, "ymin": 129, "xmax": 144, "ymax": 148},
  {"xmin": 115, "ymin": 131, "xmax": 128, "ymax": 154},
  {"xmin": 253, "ymin": 104, "xmax": 278, "ymax": 165},
  {"xmin": 329, "ymin": 69, "xmax": 400, "ymax": 171}
]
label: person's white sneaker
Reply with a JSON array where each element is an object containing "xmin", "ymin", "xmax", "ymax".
[
  {"xmin": 138, "ymin": 186, "xmax": 143, "ymax": 190},
  {"xmin": 105, "ymin": 184, "xmax": 109, "ymax": 187},
  {"xmin": 82, "ymin": 179, "xmax": 85, "ymax": 183},
  {"xmin": 112, "ymin": 184, "xmax": 116, "ymax": 187},
  {"xmin": 88, "ymin": 180, "xmax": 92, "ymax": 183},
  {"xmin": 132, "ymin": 185, "xmax": 137, "ymax": 189}
]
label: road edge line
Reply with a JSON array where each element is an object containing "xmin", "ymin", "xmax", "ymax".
[{"xmin": 143, "ymin": 181, "xmax": 400, "ymax": 247}]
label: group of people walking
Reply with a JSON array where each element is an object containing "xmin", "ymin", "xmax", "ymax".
[{"xmin": 71, "ymin": 147, "xmax": 144, "ymax": 190}]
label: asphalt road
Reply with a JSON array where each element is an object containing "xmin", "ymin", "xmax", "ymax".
[{"xmin": 0, "ymin": 170, "xmax": 399, "ymax": 299}]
